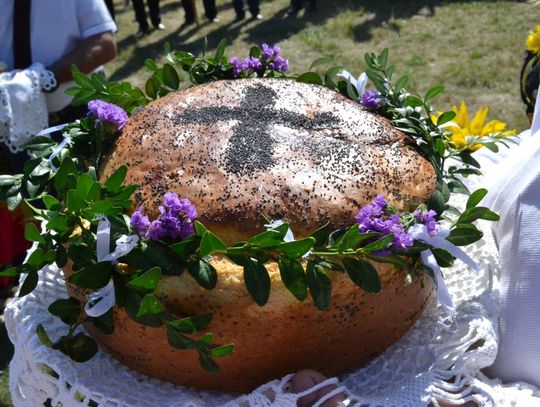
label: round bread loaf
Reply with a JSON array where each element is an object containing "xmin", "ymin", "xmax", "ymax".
[
  {"xmin": 103, "ymin": 78, "xmax": 436, "ymax": 242},
  {"xmin": 88, "ymin": 78, "xmax": 437, "ymax": 392}
]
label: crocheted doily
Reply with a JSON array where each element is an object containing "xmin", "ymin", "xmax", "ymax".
[{"xmin": 5, "ymin": 217, "xmax": 540, "ymax": 406}]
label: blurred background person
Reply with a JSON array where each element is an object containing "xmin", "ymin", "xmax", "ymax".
[
  {"xmin": 181, "ymin": 0, "xmax": 219, "ymax": 27},
  {"xmin": 132, "ymin": 0, "xmax": 165, "ymax": 36},
  {"xmin": 0, "ymin": 0, "xmax": 117, "ymax": 291},
  {"xmin": 233, "ymin": 0, "xmax": 262, "ymax": 22},
  {"xmin": 288, "ymin": 0, "xmax": 317, "ymax": 17}
]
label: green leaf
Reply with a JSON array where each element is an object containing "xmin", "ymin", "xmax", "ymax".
[
  {"xmin": 19, "ymin": 270, "xmax": 39, "ymax": 297},
  {"xmin": 338, "ymin": 224, "xmax": 377, "ymax": 252},
  {"xmin": 278, "ymin": 255, "xmax": 308, "ymax": 301},
  {"xmin": 214, "ymin": 39, "xmax": 227, "ymax": 62},
  {"xmin": 296, "ymin": 72, "xmax": 323, "ymax": 85},
  {"xmin": 169, "ymin": 237, "xmax": 198, "ymax": 260},
  {"xmin": 67, "ymin": 189, "xmax": 85, "ymax": 212},
  {"xmin": 54, "ymin": 158, "xmax": 77, "ymax": 193},
  {"xmin": 310, "ymin": 223, "xmax": 330, "ymax": 247},
  {"xmin": 89, "ymin": 309, "xmax": 115, "ymax": 335},
  {"xmin": 248, "ymin": 228, "xmax": 286, "ymax": 248},
  {"xmin": 278, "ymin": 237, "xmax": 315, "ymax": 259},
  {"xmin": 0, "ymin": 174, "xmax": 19, "ymax": 187},
  {"xmin": 136, "ymin": 294, "xmax": 165, "ymax": 318},
  {"xmin": 309, "ymin": 56, "xmax": 333, "ymax": 70},
  {"xmin": 446, "ymin": 225, "xmax": 483, "ymax": 246},
  {"xmin": 43, "ymin": 195, "xmax": 61, "ymax": 210},
  {"xmin": 144, "ymin": 58, "xmax": 158, "ymax": 71},
  {"xmin": 104, "ymin": 165, "xmax": 128, "ymax": 193},
  {"xmin": 342, "ymin": 258, "xmax": 381, "ymax": 293},
  {"xmin": 194, "ymin": 221, "xmax": 208, "ymax": 236},
  {"xmin": 55, "ymin": 244, "xmax": 68, "ymax": 268},
  {"xmin": 27, "ymin": 248, "xmax": 45, "ymax": 268},
  {"xmin": 76, "ymin": 173, "xmax": 94, "ymax": 201},
  {"xmin": 0, "ymin": 267, "xmax": 19, "ymax": 277},
  {"xmin": 128, "ymin": 266, "xmax": 161, "ymax": 293},
  {"xmin": 25, "ymin": 223, "xmax": 45, "ymax": 244},
  {"xmin": 68, "ymin": 262, "xmax": 113, "ymax": 289},
  {"xmin": 210, "ymin": 343, "xmax": 235, "ymax": 357},
  {"xmin": 361, "ymin": 234, "xmax": 394, "ymax": 254},
  {"xmin": 306, "ymin": 262, "xmax": 332, "ymax": 310},
  {"xmin": 199, "ymin": 231, "xmax": 226, "ymax": 256},
  {"xmin": 431, "ymin": 248, "xmax": 454, "ymax": 268},
  {"xmin": 67, "ymin": 245, "xmax": 94, "ymax": 268},
  {"xmin": 163, "ymin": 63, "xmax": 180, "ymax": 90},
  {"xmin": 394, "ymin": 75, "xmax": 409, "ymax": 93},
  {"xmin": 168, "ymin": 313, "xmax": 213, "ymax": 334},
  {"xmin": 243, "ymin": 258, "xmax": 271, "ymax": 306},
  {"xmin": 437, "ymin": 111, "xmax": 456, "ymax": 126},
  {"xmin": 457, "ymin": 207, "xmax": 500, "ymax": 224},
  {"xmin": 54, "ymin": 332, "xmax": 98, "ymax": 363},
  {"xmin": 428, "ymin": 189, "xmax": 446, "ymax": 214},
  {"xmin": 199, "ymin": 352, "xmax": 219, "ymax": 373},
  {"xmin": 36, "ymin": 324, "xmax": 53, "ymax": 348},
  {"xmin": 166, "ymin": 327, "xmax": 198, "ymax": 349},
  {"xmin": 425, "ymin": 85, "xmax": 445, "ymax": 101},
  {"xmin": 187, "ymin": 259, "xmax": 217, "ymax": 290},
  {"xmin": 47, "ymin": 213, "xmax": 68, "ymax": 233},
  {"xmin": 466, "ymin": 188, "xmax": 488, "ymax": 209},
  {"xmin": 145, "ymin": 77, "xmax": 158, "ymax": 99},
  {"xmin": 7, "ymin": 193, "xmax": 22, "ymax": 210},
  {"xmin": 48, "ymin": 298, "xmax": 82, "ymax": 325}
]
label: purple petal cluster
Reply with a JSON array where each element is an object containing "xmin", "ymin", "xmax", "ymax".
[
  {"xmin": 130, "ymin": 192, "xmax": 197, "ymax": 241},
  {"xmin": 414, "ymin": 209, "xmax": 438, "ymax": 236},
  {"xmin": 354, "ymin": 194, "xmax": 413, "ymax": 251},
  {"xmin": 87, "ymin": 100, "xmax": 128, "ymax": 131},
  {"xmin": 230, "ymin": 43, "xmax": 289, "ymax": 78},
  {"xmin": 360, "ymin": 90, "xmax": 380, "ymax": 111}
]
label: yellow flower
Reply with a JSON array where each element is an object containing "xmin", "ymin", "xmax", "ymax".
[
  {"xmin": 442, "ymin": 102, "xmax": 515, "ymax": 152},
  {"xmin": 527, "ymin": 25, "xmax": 540, "ymax": 55}
]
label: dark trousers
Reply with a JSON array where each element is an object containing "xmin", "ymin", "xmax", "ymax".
[
  {"xmin": 233, "ymin": 0, "xmax": 259, "ymax": 18},
  {"xmin": 290, "ymin": 0, "xmax": 316, "ymax": 12},
  {"xmin": 182, "ymin": 0, "xmax": 217, "ymax": 23},
  {"xmin": 132, "ymin": 0, "xmax": 161, "ymax": 30}
]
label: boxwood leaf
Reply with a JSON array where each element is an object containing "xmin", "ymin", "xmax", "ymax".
[
  {"xmin": 187, "ymin": 259, "xmax": 217, "ymax": 290},
  {"xmin": 278, "ymin": 255, "xmax": 308, "ymax": 301},
  {"xmin": 199, "ymin": 351, "xmax": 219, "ymax": 373},
  {"xmin": 243, "ymin": 258, "xmax": 270, "ymax": 306},
  {"xmin": 48, "ymin": 298, "xmax": 82, "ymax": 325},
  {"xmin": 104, "ymin": 165, "xmax": 128, "ymax": 193},
  {"xmin": 168, "ymin": 313, "xmax": 213, "ymax": 334},
  {"xmin": 446, "ymin": 225, "xmax": 483, "ymax": 246},
  {"xmin": 210, "ymin": 343, "xmax": 235, "ymax": 358},
  {"xmin": 361, "ymin": 234, "xmax": 394, "ymax": 254},
  {"xmin": 25, "ymin": 223, "xmax": 45, "ymax": 243},
  {"xmin": 343, "ymin": 257, "xmax": 381, "ymax": 293},
  {"xmin": 466, "ymin": 188, "xmax": 488, "ymax": 209},
  {"xmin": 68, "ymin": 262, "xmax": 113, "ymax": 289},
  {"xmin": 53, "ymin": 332, "xmax": 98, "ymax": 363},
  {"xmin": 128, "ymin": 266, "xmax": 161, "ymax": 293},
  {"xmin": 278, "ymin": 237, "xmax": 315, "ymax": 258},
  {"xmin": 199, "ymin": 231, "xmax": 226, "ymax": 256},
  {"xmin": 137, "ymin": 294, "xmax": 164, "ymax": 318},
  {"xmin": 306, "ymin": 262, "xmax": 332, "ymax": 310},
  {"xmin": 19, "ymin": 270, "xmax": 39, "ymax": 297}
]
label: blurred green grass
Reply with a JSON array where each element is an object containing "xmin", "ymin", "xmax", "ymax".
[{"xmin": 1, "ymin": 0, "xmax": 539, "ymax": 404}]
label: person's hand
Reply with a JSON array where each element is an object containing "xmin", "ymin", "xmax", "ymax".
[{"xmin": 291, "ymin": 369, "xmax": 346, "ymax": 407}]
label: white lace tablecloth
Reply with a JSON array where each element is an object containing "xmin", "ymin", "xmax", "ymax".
[{"xmin": 5, "ymin": 218, "xmax": 540, "ymax": 407}]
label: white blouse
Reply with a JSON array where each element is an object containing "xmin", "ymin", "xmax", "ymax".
[{"xmin": 0, "ymin": 0, "xmax": 116, "ymax": 112}]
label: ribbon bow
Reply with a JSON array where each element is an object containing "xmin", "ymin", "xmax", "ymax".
[
  {"xmin": 84, "ymin": 216, "xmax": 139, "ymax": 317},
  {"xmin": 38, "ymin": 123, "xmax": 70, "ymax": 171},
  {"xmin": 408, "ymin": 224, "xmax": 480, "ymax": 315},
  {"xmin": 337, "ymin": 70, "xmax": 368, "ymax": 100}
]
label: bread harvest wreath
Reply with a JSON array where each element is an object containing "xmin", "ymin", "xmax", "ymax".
[{"xmin": 0, "ymin": 42, "xmax": 511, "ymax": 391}]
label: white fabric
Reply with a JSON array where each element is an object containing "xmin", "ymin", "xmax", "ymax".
[
  {"xmin": 479, "ymin": 126, "xmax": 540, "ymax": 386},
  {"xmin": 0, "ymin": 0, "xmax": 116, "ymax": 112},
  {"xmin": 5, "ymin": 211, "xmax": 540, "ymax": 406},
  {"xmin": 0, "ymin": 63, "xmax": 53, "ymax": 153}
]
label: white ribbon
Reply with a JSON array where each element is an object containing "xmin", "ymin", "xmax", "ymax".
[
  {"xmin": 46, "ymin": 131, "xmax": 72, "ymax": 171},
  {"xmin": 84, "ymin": 216, "xmax": 139, "ymax": 317},
  {"xmin": 408, "ymin": 223, "xmax": 480, "ymax": 314},
  {"xmin": 337, "ymin": 70, "xmax": 368, "ymax": 100}
]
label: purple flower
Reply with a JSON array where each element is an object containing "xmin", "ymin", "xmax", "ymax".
[
  {"xmin": 360, "ymin": 90, "xmax": 380, "ymax": 111},
  {"xmin": 230, "ymin": 57, "xmax": 242, "ymax": 77},
  {"xmin": 130, "ymin": 209, "xmax": 151, "ymax": 236},
  {"xmin": 87, "ymin": 100, "xmax": 128, "ymax": 131},
  {"xmin": 268, "ymin": 56, "xmax": 289, "ymax": 73},
  {"xmin": 245, "ymin": 56, "xmax": 262, "ymax": 71},
  {"xmin": 355, "ymin": 195, "xmax": 413, "ymax": 253},
  {"xmin": 261, "ymin": 43, "xmax": 275, "ymax": 60},
  {"xmin": 414, "ymin": 209, "xmax": 438, "ymax": 236}
]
